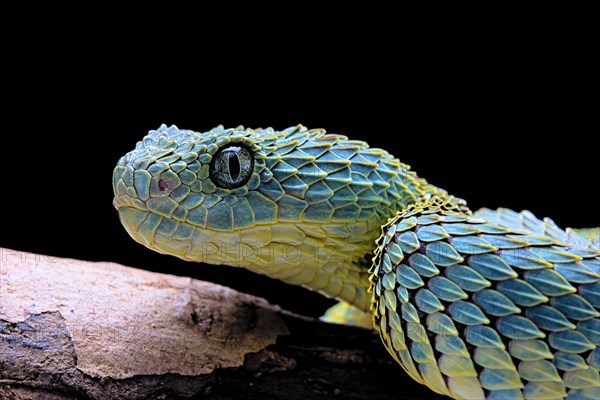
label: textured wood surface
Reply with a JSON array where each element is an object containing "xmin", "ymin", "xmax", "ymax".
[{"xmin": 0, "ymin": 248, "xmax": 443, "ymax": 399}]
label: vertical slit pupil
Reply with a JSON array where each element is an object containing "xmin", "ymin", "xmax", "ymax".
[
  {"xmin": 210, "ymin": 145, "xmax": 253, "ymax": 189},
  {"xmin": 227, "ymin": 150, "xmax": 240, "ymax": 182}
]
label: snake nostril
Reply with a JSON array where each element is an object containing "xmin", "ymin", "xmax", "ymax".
[
  {"xmin": 158, "ymin": 178, "xmax": 169, "ymax": 191},
  {"xmin": 150, "ymin": 170, "xmax": 180, "ymax": 197}
]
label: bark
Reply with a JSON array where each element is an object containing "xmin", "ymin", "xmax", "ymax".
[{"xmin": 0, "ymin": 247, "xmax": 444, "ymax": 400}]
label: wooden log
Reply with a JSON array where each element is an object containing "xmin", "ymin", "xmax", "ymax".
[{"xmin": 0, "ymin": 247, "xmax": 444, "ymax": 399}]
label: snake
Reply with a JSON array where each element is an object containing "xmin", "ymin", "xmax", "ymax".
[{"xmin": 112, "ymin": 124, "xmax": 599, "ymax": 400}]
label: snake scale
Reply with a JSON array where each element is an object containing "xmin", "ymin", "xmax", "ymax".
[{"xmin": 113, "ymin": 125, "xmax": 599, "ymax": 400}]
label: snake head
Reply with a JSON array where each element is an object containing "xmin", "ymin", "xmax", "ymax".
[
  {"xmin": 112, "ymin": 124, "xmax": 281, "ymax": 264},
  {"xmin": 113, "ymin": 124, "xmax": 421, "ymax": 308}
]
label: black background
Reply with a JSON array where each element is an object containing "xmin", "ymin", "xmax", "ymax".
[{"xmin": 1, "ymin": 33, "xmax": 597, "ymax": 318}]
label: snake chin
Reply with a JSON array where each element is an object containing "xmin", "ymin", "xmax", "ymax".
[{"xmin": 116, "ymin": 206, "xmax": 151, "ymax": 247}]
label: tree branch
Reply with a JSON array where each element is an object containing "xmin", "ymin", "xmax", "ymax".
[{"xmin": 0, "ymin": 247, "xmax": 444, "ymax": 400}]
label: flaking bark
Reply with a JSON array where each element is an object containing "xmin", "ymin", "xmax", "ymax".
[{"xmin": 0, "ymin": 248, "xmax": 444, "ymax": 399}]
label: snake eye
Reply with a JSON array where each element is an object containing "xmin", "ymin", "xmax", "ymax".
[{"xmin": 209, "ymin": 145, "xmax": 254, "ymax": 189}]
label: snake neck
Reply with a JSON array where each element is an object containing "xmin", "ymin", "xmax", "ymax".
[
  {"xmin": 337, "ymin": 173, "xmax": 466, "ymax": 311},
  {"xmin": 295, "ymin": 162, "xmax": 465, "ymax": 311}
]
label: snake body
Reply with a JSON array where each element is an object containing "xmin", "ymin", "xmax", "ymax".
[{"xmin": 113, "ymin": 125, "xmax": 599, "ymax": 400}]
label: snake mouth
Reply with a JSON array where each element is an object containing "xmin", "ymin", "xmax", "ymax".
[
  {"xmin": 117, "ymin": 206, "xmax": 148, "ymax": 231},
  {"xmin": 116, "ymin": 206, "xmax": 152, "ymax": 246},
  {"xmin": 116, "ymin": 205, "xmax": 192, "ymax": 259}
]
